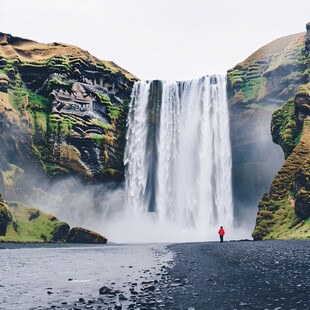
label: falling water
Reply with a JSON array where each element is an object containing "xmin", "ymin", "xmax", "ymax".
[{"xmin": 123, "ymin": 75, "xmax": 233, "ymax": 242}]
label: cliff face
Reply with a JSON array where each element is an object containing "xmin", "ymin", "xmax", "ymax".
[
  {"xmin": 250, "ymin": 24, "xmax": 310, "ymax": 240},
  {"xmin": 0, "ymin": 32, "xmax": 137, "ymax": 202},
  {"xmin": 227, "ymin": 28, "xmax": 310, "ymax": 223}
]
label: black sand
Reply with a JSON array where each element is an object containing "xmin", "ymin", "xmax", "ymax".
[{"xmin": 163, "ymin": 240, "xmax": 310, "ymax": 310}]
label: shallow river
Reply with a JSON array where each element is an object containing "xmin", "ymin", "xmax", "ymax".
[{"xmin": 0, "ymin": 243, "xmax": 173, "ymax": 310}]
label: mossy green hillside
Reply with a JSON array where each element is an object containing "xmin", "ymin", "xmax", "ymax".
[
  {"xmin": 271, "ymin": 99, "xmax": 301, "ymax": 158},
  {"xmin": 227, "ymin": 32, "xmax": 307, "ymax": 106},
  {"xmin": 0, "ymin": 201, "xmax": 61, "ymax": 242},
  {"xmin": 253, "ymin": 194, "xmax": 310, "ymax": 240}
]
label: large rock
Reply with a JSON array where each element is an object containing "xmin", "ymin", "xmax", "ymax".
[
  {"xmin": 295, "ymin": 188, "xmax": 310, "ymax": 220},
  {"xmin": 67, "ymin": 227, "xmax": 107, "ymax": 244},
  {"xmin": 51, "ymin": 222, "xmax": 70, "ymax": 241}
]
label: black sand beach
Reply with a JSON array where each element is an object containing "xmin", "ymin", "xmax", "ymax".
[
  {"xmin": 1, "ymin": 240, "xmax": 309, "ymax": 310},
  {"xmin": 164, "ymin": 240, "xmax": 310, "ymax": 310}
]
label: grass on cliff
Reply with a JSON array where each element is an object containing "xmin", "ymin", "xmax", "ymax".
[
  {"xmin": 253, "ymin": 196, "xmax": 310, "ymax": 240},
  {"xmin": 271, "ymin": 98, "xmax": 300, "ymax": 158},
  {"xmin": 0, "ymin": 201, "xmax": 60, "ymax": 243}
]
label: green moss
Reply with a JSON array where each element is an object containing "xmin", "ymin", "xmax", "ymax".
[
  {"xmin": 47, "ymin": 78, "xmax": 72, "ymax": 92},
  {"xmin": 42, "ymin": 162, "xmax": 70, "ymax": 178},
  {"xmin": 253, "ymin": 196, "xmax": 310, "ymax": 240},
  {"xmin": 93, "ymin": 134, "xmax": 106, "ymax": 142},
  {"xmin": 48, "ymin": 114, "xmax": 77, "ymax": 136},
  {"xmin": 96, "ymin": 93, "xmax": 111, "ymax": 104},
  {"xmin": 0, "ymin": 201, "xmax": 65, "ymax": 243},
  {"xmin": 108, "ymin": 103, "xmax": 121, "ymax": 120},
  {"xmin": 271, "ymin": 98, "xmax": 301, "ymax": 158},
  {"xmin": 92, "ymin": 119, "xmax": 112, "ymax": 130}
]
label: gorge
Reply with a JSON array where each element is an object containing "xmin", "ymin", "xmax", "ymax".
[{"xmin": 0, "ymin": 23, "xmax": 310, "ymax": 243}]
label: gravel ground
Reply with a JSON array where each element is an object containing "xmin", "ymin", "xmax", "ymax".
[
  {"xmin": 163, "ymin": 240, "xmax": 310, "ymax": 310},
  {"xmin": 2, "ymin": 241, "xmax": 309, "ymax": 310}
]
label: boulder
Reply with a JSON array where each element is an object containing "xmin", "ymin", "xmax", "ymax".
[
  {"xmin": 51, "ymin": 222, "xmax": 70, "ymax": 241},
  {"xmin": 67, "ymin": 227, "xmax": 107, "ymax": 244},
  {"xmin": 295, "ymin": 187, "xmax": 310, "ymax": 220}
]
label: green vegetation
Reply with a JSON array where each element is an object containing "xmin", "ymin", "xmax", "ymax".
[
  {"xmin": 253, "ymin": 195, "xmax": 310, "ymax": 240},
  {"xmin": 0, "ymin": 201, "xmax": 61, "ymax": 242},
  {"xmin": 108, "ymin": 103, "xmax": 121, "ymax": 120},
  {"xmin": 271, "ymin": 99, "xmax": 300, "ymax": 158},
  {"xmin": 48, "ymin": 114, "xmax": 77, "ymax": 136},
  {"xmin": 92, "ymin": 119, "xmax": 112, "ymax": 130}
]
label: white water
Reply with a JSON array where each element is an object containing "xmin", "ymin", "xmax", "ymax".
[{"xmin": 121, "ymin": 75, "xmax": 234, "ymax": 242}]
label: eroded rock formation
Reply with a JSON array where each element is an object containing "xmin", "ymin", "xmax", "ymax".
[{"xmin": 0, "ymin": 32, "xmax": 137, "ymax": 202}]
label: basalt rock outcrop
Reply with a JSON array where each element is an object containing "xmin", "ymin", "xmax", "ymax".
[{"xmin": 0, "ymin": 32, "xmax": 137, "ymax": 203}]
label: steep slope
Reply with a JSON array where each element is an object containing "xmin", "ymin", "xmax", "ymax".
[
  {"xmin": 227, "ymin": 27, "xmax": 310, "ymax": 221},
  {"xmin": 252, "ymin": 24, "xmax": 310, "ymax": 239},
  {"xmin": 0, "ymin": 32, "xmax": 137, "ymax": 202}
]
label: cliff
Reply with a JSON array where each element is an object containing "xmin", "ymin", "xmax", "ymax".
[
  {"xmin": 0, "ymin": 32, "xmax": 137, "ymax": 203},
  {"xmin": 0, "ymin": 32, "xmax": 138, "ymax": 241},
  {"xmin": 227, "ymin": 26, "xmax": 310, "ymax": 225},
  {"xmin": 249, "ymin": 24, "xmax": 310, "ymax": 240}
]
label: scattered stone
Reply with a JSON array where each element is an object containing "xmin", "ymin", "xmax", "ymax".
[
  {"xmin": 79, "ymin": 298, "xmax": 85, "ymax": 303},
  {"xmin": 143, "ymin": 285, "xmax": 156, "ymax": 291},
  {"xmin": 47, "ymin": 291, "xmax": 53, "ymax": 295},
  {"xmin": 119, "ymin": 294, "xmax": 128, "ymax": 301},
  {"xmin": 99, "ymin": 286, "xmax": 116, "ymax": 295}
]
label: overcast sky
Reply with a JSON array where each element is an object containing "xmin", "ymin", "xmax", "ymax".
[{"xmin": 0, "ymin": 0, "xmax": 310, "ymax": 81}]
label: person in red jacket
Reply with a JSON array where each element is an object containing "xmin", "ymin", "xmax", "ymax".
[{"xmin": 218, "ymin": 226, "xmax": 225, "ymax": 243}]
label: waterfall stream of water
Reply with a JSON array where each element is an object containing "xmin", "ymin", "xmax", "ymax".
[{"xmin": 123, "ymin": 75, "xmax": 233, "ymax": 241}]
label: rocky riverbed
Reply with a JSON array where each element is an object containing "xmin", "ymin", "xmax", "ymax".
[{"xmin": 0, "ymin": 240, "xmax": 309, "ymax": 309}]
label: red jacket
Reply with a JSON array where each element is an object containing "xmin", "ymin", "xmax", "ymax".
[{"xmin": 219, "ymin": 228, "xmax": 225, "ymax": 235}]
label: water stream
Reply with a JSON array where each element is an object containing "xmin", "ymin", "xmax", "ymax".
[{"xmin": 123, "ymin": 75, "xmax": 233, "ymax": 241}]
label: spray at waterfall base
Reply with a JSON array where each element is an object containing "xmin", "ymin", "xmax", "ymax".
[
  {"xmin": 35, "ymin": 75, "xmax": 254, "ymax": 243},
  {"xmin": 120, "ymin": 75, "xmax": 234, "ymax": 242}
]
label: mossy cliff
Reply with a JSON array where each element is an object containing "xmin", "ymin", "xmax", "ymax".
[
  {"xmin": 251, "ymin": 25, "xmax": 310, "ymax": 239},
  {"xmin": 0, "ymin": 191, "xmax": 107, "ymax": 243},
  {"xmin": 0, "ymin": 181, "xmax": 108, "ymax": 244},
  {"xmin": 0, "ymin": 32, "xmax": 137, "ymax": 203},
  {"xmin": 227, "ymin": 25, "xmax": 310, "ymax": 219}
]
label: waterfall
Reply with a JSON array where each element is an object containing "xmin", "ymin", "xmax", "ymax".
[{"xmin": 123, "ymin": 75, "xmax": 233, "ymax": 242}]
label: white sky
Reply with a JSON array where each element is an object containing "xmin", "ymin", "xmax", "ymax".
[{"xmin": 0, "ymin": 0, "xmax": 310, "ymax": 81}]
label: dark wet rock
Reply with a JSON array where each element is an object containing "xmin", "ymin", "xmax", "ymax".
[
  {"xmin": 143, "ymin": 285, "xmax": 156, "ymax": 291},
  {"xmin": 67, "ymin": 227, "xmax": 107, "ymax": 244},
  {"xmin": 79, "ymin": 298, "xmax": 85, "ymax": 303},
  {"xmin": 295, "ymin": 188, "xmax": 310, "ymax": 219},
  {"xmin": 118, "ymin": 294, "xmax": 127, "ymax": 301},
  {"xmin": 47, "ymin": 291, "xmax": 53, "ymax": 295},
  {"xmin": 99, "ymin": 286, "xmax": 116, "ymax": 295},
  {"xmin": 130, "ymin": 289, "xmax": 138, "ymax": 295},
  {"xmin": 114, "ymin": 304, "xmax": 122, "ymax": 309}
]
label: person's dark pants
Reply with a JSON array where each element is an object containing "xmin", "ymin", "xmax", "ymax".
[{"xmin": 220, "ymin": 235, "xmax": 224, "ymax": 243}]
